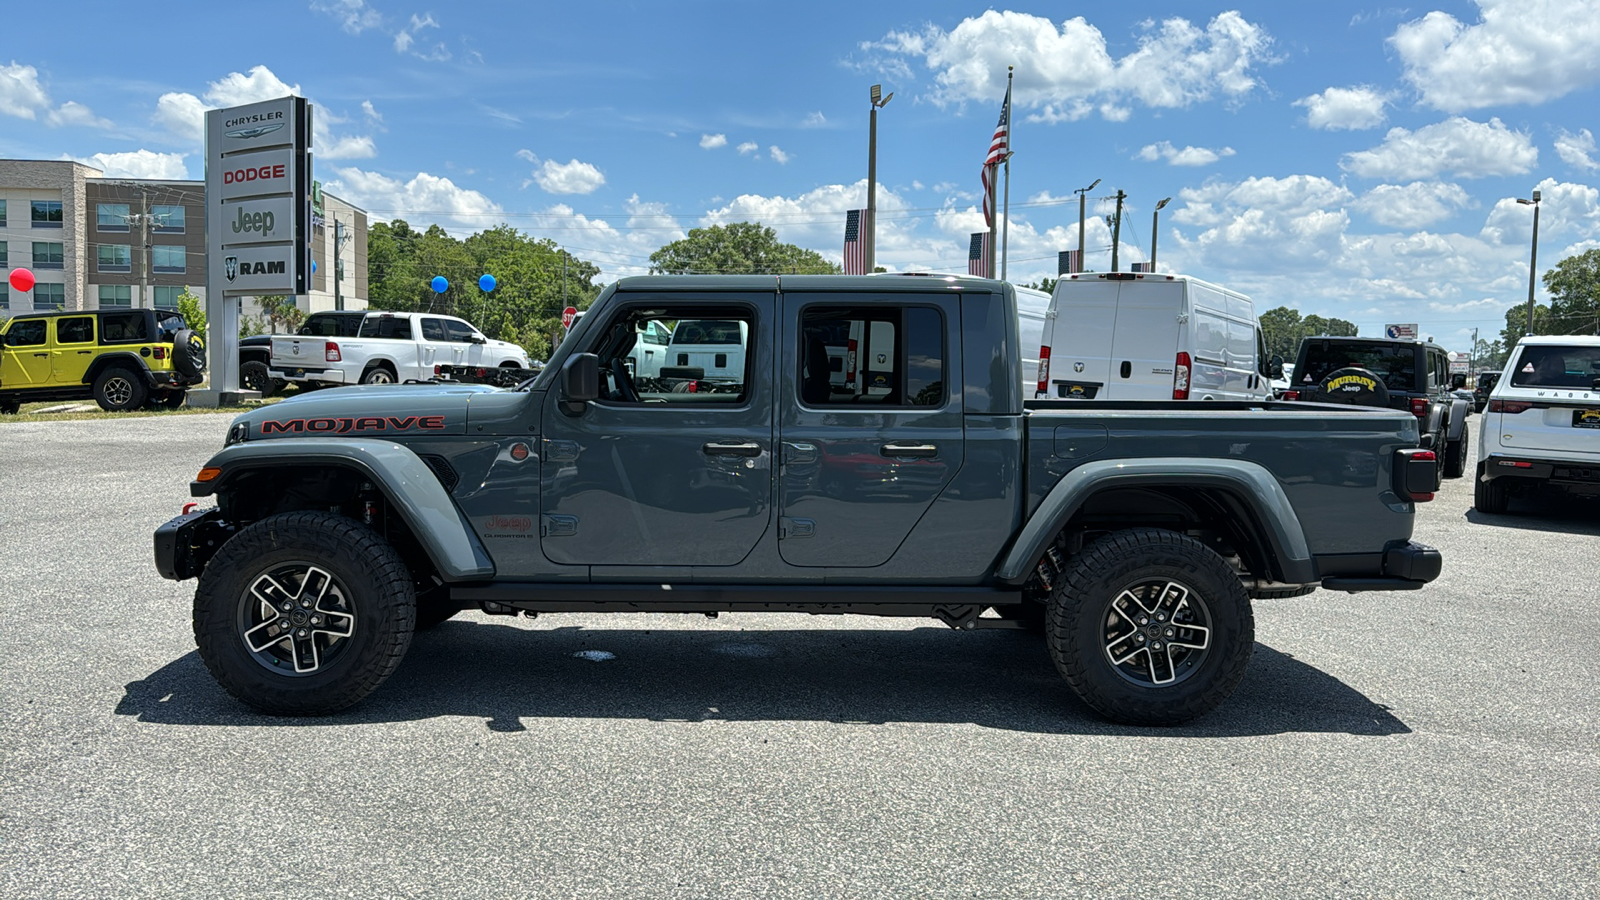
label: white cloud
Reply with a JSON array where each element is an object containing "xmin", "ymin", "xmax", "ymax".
[
  {"xmin": 736, "ymin": 141, "xmax": 758, "ymax": 155},
  {"xmin": 394, "ymin": 13, "xmax": 449, "ymax": 60},
  {"xmin": 325, "ymin": 166, "xmax": 502, "ymax": 235},
  {"xmin": 1341, "ymin": 117, "xmax": 1537, "ymax": 179},
  {"xmin": 1554, "ymin": 128, "xmax": 1599, "ymax": 172},
  {"xmin": 1354, "ymin": 182, "xmax": 1476, "ymax": 228},
  {"xmin": 0, "ymin": 61, "xmax": 49, "ymax": 119},
  {"xmin": 67, "ymin": 150, "xmax": 189, "ymax": 180},
  {"xmin": 312, "ymin": 0, "xmax": 382, "ymax": 34},
  {"xmin": 865, "ymin": 10, "xmax": 1273, "ymax": 121},
  {"xmin": 320, "ymin": 135, "xmax": 378, "ymax": 159},
  {"xmin": 362, "ymin": 99, "xmax": 383, "ymax": 124},
  {"xmin": 532, "ymin": 158, "xmax": 606, "ymax": 195},
  {"xmin": 1295, "ymin": 86, "xmax": 1388, "ymax": 130},
  {"xmin": 514, "ymin": 148, "xmax": 537, "ymax": 162},
  {"xmin": 1136, "ymin": 141, "xmax": 1236, "ymax": 166},
  {"xmin": 802, "ymin": 111, "xmax": 826, "ymax": 127},
  {"xmin": 769, "ymin": 146, "xmax": 791, "ymax": 164},
  {"xmin": 46, "ymin": 100, "xmax": 112, "ymax": 129},
  {"xmin": 699, "ymin": 133, "xmax": 727, "ymax": 149},
  {"xmin": 1480, "ymin": 178, "xmax": 1600, "ymax": 246},
  {"xmin": 1390, "ymin": 0, "xmax": 1600, "ymax": 111}
]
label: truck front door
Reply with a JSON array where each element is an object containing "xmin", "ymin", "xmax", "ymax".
[
  {"xmin": 777, "ymin": 293, "xmax": 965, "ymax": 567},
  {"xmin": 539, "ymin": 293, "xmax": 774, "ymax": 567}
]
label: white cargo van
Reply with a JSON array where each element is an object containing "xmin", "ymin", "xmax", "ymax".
[
  {"xmin": 1015, "ymin": 285, "xmax": 1048, "ymax": 399},
  {"xmin": 1036, "ymin": 272, "xmax": 1277, "ymax": 401}
]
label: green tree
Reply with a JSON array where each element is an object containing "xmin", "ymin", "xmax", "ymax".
[
  {"xmin": 1026, "ymin": 277, "xmax": 1058, "ymax": 294},
  {"xmin": 1501, "ymin": 302, "xmax": 1552, "ymax": 350},
  {"xmin": 257, "ymin": 295, "xmax": 304, "ymax": 334},
  {"xmin": 1543, "ymin": 248, "xmax": 1600, "ymax": 335},
  {"xmin": 649, "ymin": 222, "xmax": 841, "ymax": 275},
  {"xmin": 175, "ymin": 287, "xmax": 206, "ymax": 338},
  {"xmin": 1259, "ymin": 307, "xmax": 1358, "ymax": 362}
]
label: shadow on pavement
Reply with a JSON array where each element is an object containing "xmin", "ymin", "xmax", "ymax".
[
  {"xmin": 117, "ymin": 622, "xmax": 1408, "ymax": 739},
  {"xmin": 1464, "ymin": 489, "xmax": 1600, "ymax": 535}
]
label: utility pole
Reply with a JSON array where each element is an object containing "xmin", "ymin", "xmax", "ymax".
[
  {"xmin": 1470, "ymin": 327, "xmax": 1478, "ymax": 371},
  {"xmin": 1110, "ymin": 189, "xmax": 1126, "ymax": 272},
  {"xmin": 867, "ymin": 84, "xmax": 893, "ymax": 274},
  {"xmin": 1074, "ymin": 178, "xmax": 1100, "ymax": 273},
  {"xmin": 332, "ymin": 218, "xmax": 351, "ymax": 311},
  {"xmin": 1517, "ymin": 189, "xmax": 1541, "ymax": 336}
]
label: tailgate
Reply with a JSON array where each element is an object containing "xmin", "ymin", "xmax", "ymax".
[{"xmin": 270, "ymin": 336, "xmax": 327, "ymax": 367}]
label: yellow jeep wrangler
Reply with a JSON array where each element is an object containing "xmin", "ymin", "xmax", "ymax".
[{"xmin": 0, "ymin": 309, "xmax": 206, "ymax": 413}]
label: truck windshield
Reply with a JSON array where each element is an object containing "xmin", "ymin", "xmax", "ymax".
[
  {"xmin": 1509, "ymin": 345, "xmax": 1600, "ymax": 388},
  {"xmin": 1298, "ymin": 341, "xmax": 1415, "ymax": 391}
]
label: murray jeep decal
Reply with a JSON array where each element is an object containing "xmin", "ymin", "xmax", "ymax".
[{"xmin": 1327, "ymin": 374, "xmax": 1378, "ymax": 392}]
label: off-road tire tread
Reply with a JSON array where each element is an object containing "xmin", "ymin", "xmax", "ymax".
[
  {"xmin": 1473, "ymin": 462, "xmax": 1510, "ymax": 514},
  {"xmin": 1046, "ymin": 528, "xmax": 1254, "ymax": 726},
  {"xmin": 192, "ymin": 511, "xmax": 416, "ymax": 715}
]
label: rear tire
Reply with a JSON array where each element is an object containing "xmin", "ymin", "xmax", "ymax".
[
  {"xmin": 1474, "ymin": 462, "xmax": 1511, "ymax": 514},
  {"xmin": 192, "ymin": 512, "xmax": 416, "ymax": 715},
  {"xmin": 1047, "ymin": 528, "xmax": 1254, "ymax": 726},
  {"xmin": 1443, "ymin": 423, "xmax": 1469, "ymax": 479},
  {"xmin": 0, "ymin": 397, "xmax": 19, "ymax": 415},
  {"xmin": 93, "ymin": 367, "xmax": 147, "ymax": 412},
  {"xmin": 240, "ymin": 360, "xmax": 277, "ymax": 398},
  {"xmin": 361, "ymin": 365, "xmax": 397, "ymax": 385}
]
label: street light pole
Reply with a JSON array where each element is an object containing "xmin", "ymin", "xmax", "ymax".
[
  {"xmin": 866, "ymin": 84, "xmax": 893, "ymax": 274},
  {"xmin": 1150, "ymin": 196, "xmax": 1171, "ymax": 272},
  {"xmin": 1075, "ymin": 178, "xmax": 1100, "ymax": 272},
  {"xmin": 1516, "ymin": 189, "xmax": 1541, "ymax": 336},
  {"xmin": 1109, "ymin": 189, "xmax": 1126, "ymax": 272}
]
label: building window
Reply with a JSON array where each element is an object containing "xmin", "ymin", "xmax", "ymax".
[
  {"xmin": 0, "ymin": 199, "xmax": 7, "ymax": 227},
  {"xmin": 0, "ymin": 241, "xmax": 7, "ymax": 267},
  {"xmin": 97, "ymin": 243, "xmax": 132, "ymax": 273},
  {"xmin": 153, "ymin": 286, "xmax": 183, "ymax": 309},
  {"xmin": 152, "ymin": 245, "xmax": 185, "ymax": 274},
  {"xmin": 33, "ymin": 242, "xmax": 65, "ymax": 269},
  {"xmin": 97, "ymin": 203, "xmax": 130, "ymax": 232},
  {"xmin": 35, "ymin": 283, "xmax": 66, "ymax": 309},
  {"xmin": 153, "ymin": 205, "xmax": 186, "ymax": 233},
  {"xmin": 31, "ymin": 200, "xmax": 63, "ymax": 228},
  {"xmin": 99, "ymin": 285, "xmax": 133, "ymax": 309}
]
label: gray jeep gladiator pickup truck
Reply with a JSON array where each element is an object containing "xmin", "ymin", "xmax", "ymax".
[{"xmin": 156, "ymin": 275, "xmax": 1441, "ymax": 724}]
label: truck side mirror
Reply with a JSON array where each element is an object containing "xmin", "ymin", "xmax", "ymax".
[
  {"xmin": 1269, "ymin": 355, "xmax": 1284, "ymax": 379},
  {"xmin": 560, "ymin": 352, "xmax": 599, "ymax": 415},
  {"xmin": 1451, "ymin": 373, "xmax": 1467, "ymax": 389}
]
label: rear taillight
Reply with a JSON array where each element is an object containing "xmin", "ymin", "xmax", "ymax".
[
  {"xmin": 1281, "ymin": 390, "xmax": 1300, "ymax": 401},
  {"xmin": 325, "ymin": 341, "xmax": 341, "ymax": 362},
  {"xmin": 151, "ymin": 347, "xmax": 166, "ymax": 360},
  {"xmin": 1487, "ymin": 399, "xmax": 1533, "ymax": 414},
  {"xmin": 1409, "ymin": 397, "xmax": 1429, "ymax": 418},
  {"xmin": 1172, "ymin": 352, "xmax": 1191, "ymax": 400},
  {"xmin": 1394, "ymin": 448, "xmax": 1437, "ymax": 502},
  {"xmin": 1036, "ymin": 346, "xmax": 1051, "ymax": 394}
]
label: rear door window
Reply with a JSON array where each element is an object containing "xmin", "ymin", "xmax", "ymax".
[
  {"xmin": 359, "ymin": 316, "xmax": 413, "ymax": 339},
  {"xmin": 799, "ymin": 305, "xmax": 944, "ymax": 407},
  {"xmin": 56, "ymin": 316, "xmax": 94, "ymax": 344},
  {"xmin": 1298, "ymin": 341, "xmax": 1416, "ymax": 391},
  {"xmin": 1510, "ymin": 345, "xmax": 1600, "ymax": 388}
]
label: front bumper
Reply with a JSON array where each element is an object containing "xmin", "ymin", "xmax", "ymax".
[
  {"xmin": 153, "ymin": 507, "xmax": 229, "ymax": 580},
  {"xmin": 269, "ymin": 366, "xmax": 348, "ymax": 384},
  {"xmin": 1320, "ymin": 540, "xmax": 1442, "ymax": 592}
]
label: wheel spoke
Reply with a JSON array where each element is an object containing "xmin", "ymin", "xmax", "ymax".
[
  {"xmin": 289, "ymin": 632, "xmax": 321, "ymax": 673},
  {"xmin": 1107, "ymin": 634, "xmax": 1143, "ymax": 665},
  {"xmin": 243, "ymin": 617, "xmax": 290, "ymax": 653},
  {"xmin": 1149, "ymin": 645, "xmax": 1177, "ymax": 685}
]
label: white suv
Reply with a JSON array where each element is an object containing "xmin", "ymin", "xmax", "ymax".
[{"xmin": 1475, "ymin": 335, "xmax": 1600, "ymax": 513}]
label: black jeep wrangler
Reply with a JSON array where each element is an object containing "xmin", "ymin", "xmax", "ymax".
[{"xmin": 1286, "ymin": 335, "xmax": 1473, "ymax": 485}]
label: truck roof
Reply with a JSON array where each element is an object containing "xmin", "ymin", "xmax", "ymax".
[{"xmin": 611, "ymin": 274, "xmax": 1004, "ymax": 293}]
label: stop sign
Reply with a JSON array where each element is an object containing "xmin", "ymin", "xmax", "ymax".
[{"xmin": 561, "ymin": 306, "xmax": 577, "ymax": 329}]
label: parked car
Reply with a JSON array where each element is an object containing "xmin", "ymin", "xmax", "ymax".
[
  {"xmin": 1473, "ymin": 336, "xmax": 1600, "ymax": 514},
  {"xmin": 268, "ymin": 311, "xmax": 529, "ymax": 387},
  {"xmin": 1473, "ymin": 371, "xmax": 1500, "ymax": 413},
  {"xmin": 1037, "ymin": 271, "xmax": 1277, "ymax": 401},
  {"xmin": 1, "ymin": 308, "xmax": 205, "ymax": 412},
  {"xmin": 158, "ymin": 275, "xmax": 1441, "ymax": 727},
  {"xmin": 239, "ymin": 310, "xmax": 367, "ymax": 397},
  {"xmin": 1283, "ymin": 335, "xmax": 1472, "ymax": 484}
]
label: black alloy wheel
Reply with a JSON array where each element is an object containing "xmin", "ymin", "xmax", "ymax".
[{"xmin": 93, "ymin": 367, "xmax": 147, "ymax": 412}]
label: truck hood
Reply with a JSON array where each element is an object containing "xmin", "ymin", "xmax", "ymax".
[{"xmin": 234, "ymin": 383, "xmax": 499, "ymax": 440}]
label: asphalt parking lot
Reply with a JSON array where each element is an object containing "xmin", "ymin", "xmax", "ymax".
[{"xmin": 2, "ymin": 413, "xmax": 1596, "ymax": 897}]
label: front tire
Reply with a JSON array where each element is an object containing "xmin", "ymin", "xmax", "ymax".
[
  {"xmin": 93, "ymin": 367, "xmax": 147, "ymax": 412},
  {"xmin": 1047, "ymin": 528, "xmax": 1254, "ymax": 726},
  {"xmin": 1443, "ymin": 423, "xmax": 1469, "ymax": 479},
  {"xmin": 240, "ymin": 360, "xmax": 277, "ymax": 397},
  {"xmin": 192, "ymin": 512, "xmax": 416, "ymax": 715},
  {"xmin": 1474, "ymin": 462, "xmax": 1511, "ymax": 514}
]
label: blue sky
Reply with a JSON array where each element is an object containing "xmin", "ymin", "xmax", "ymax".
[{"xmin": 4, "ymin": 1, "xmax": 1599, "ymax": 349}]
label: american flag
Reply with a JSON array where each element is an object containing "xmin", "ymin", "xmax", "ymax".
[
  {"xmin": 1131, "ymin": 262, "xmax": 1152, "ymax": 273},
  {"xmin": 1058, "ymin": 250, "xmax": 1082, "ymax": 275},
  {"xmin": 842, "ymin": 208, "xmax": 867, "ymax": 275},
  {"xmin": 980, "ymin": 81, "xmax": 1011, "ymax": 228},
  {"xmin": 968, "ymin": 232, "xmax": 991, "ymax": 278}
]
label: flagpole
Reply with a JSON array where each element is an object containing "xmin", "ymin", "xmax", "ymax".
[{"xmin": 1001, "ymin": 66, "xmax": 1013, "ymax": 282}]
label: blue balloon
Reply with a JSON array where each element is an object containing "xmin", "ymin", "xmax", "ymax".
[
  {"xmin": 431, "ymin": 275, "xmax": 448, "ymax": 293},
  {"xmin": 311, "ymin": 259, "xmax": 317, "ymax": 273},
  {"xmin": 479, "ymin": 273, "xmax": 497, "ymax": 292}
]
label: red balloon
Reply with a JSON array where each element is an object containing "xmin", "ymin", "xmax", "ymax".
[{"xmin": 8, "ymin": 268, "xmax": 34, "ymax": 293}]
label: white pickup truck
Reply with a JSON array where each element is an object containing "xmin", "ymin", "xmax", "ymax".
[{"xmin": 269, "ymin": 312, "xmax": 530, "ymax": 387}]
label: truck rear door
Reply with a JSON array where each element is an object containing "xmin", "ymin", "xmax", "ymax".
[
  {"xmin": 1045, "ymin": 279, "xmax": 1116, "ymax": 399},
  {"xmin": 1107, "ymin": 281, "xmax": 1181, "ymax": 399},
  {"xmin": 777, "ymin": 291, "xmax": 964, "ymax": 567}
]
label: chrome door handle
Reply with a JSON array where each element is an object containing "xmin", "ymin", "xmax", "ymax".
[
  {"xmin": 702, "ymin": 441, "xmax": 762, "ymax": 457},
  {"xmin": 880, "ymin": 442, "xmax": 937, "ymax": 458}
]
